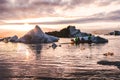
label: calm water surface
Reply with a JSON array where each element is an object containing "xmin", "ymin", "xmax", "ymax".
[{"xmin": 0, "ymin": 35, "xmax": 120, "ymax": 80}]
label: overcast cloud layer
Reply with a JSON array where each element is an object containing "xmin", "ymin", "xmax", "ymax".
[{"xmin": 0, "ymin": 0, "xmax": 120, "ymax": 24}]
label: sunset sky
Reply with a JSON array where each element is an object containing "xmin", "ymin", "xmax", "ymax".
[{"xmin": 0, "ymin": 0, "xmax": 120, "ymax": 30}]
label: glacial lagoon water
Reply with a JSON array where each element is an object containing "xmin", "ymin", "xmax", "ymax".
[{"xmin": 0, "ymin": 35, "xmax": 120, "ymax": 80}]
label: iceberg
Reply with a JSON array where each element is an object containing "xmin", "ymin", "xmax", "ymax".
[{"xmin": 18, "ymin": 25, "xmax": 59, "ymax": 44}]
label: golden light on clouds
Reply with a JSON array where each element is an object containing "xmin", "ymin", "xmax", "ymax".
[
  {"xmin": 0, "ymin": 24, "xmax": 34, "ymax": 31},
  {"xmin": 0, "ymin": 0, "xmax": 120, "ymax": 30}
]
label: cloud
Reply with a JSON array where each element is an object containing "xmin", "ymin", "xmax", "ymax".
[
  {"xmin": 0, "ymin": 0, "xmax": 61, "ymax": 20},
  {"xmin": 69, "ymin": 0, "xmax": 94, "ymax": 5},
  {"xmin": 4, "ymin": 9, "xmax": 120, "ymax": 25},
  {"xmin": 26, "ymin": 9, "xmax": 120, "ymax": 24},
  {"xmin": 0, "ymin": 0, "xmax": 120, "ymax": 24},
  {"xmin": 58, "ymin": 9, "xmax": 120, "ymax": 24},
  {"xmin": 95, "ymin": 0, "xmax": 120, "ymax": 6},
  {"xmin": 0, "ymin": 0, "xmax": 96, "ymax": 19}
]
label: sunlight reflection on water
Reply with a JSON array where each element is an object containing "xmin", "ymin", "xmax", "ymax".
[{"xmin": 0, "ymin": 36, "xmax": 120, "ymax": 79}]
